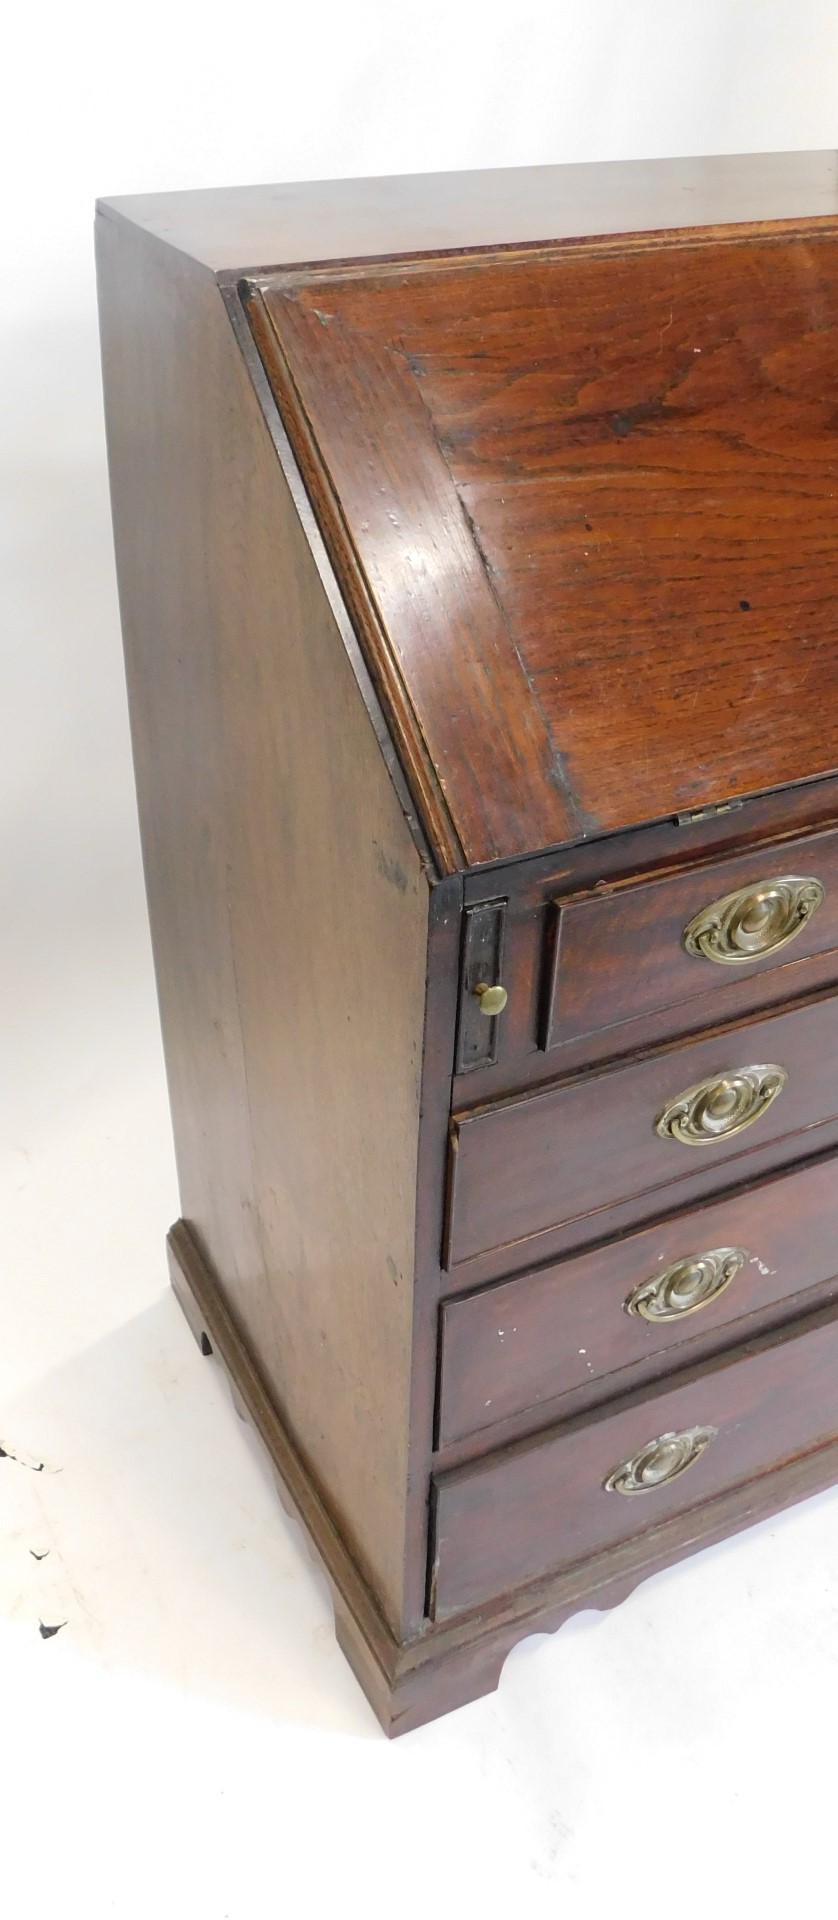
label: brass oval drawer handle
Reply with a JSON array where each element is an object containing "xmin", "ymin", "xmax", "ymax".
[
  {"xmin": 683, "ymin": 874, "xmax": 824, "ymax": 966},
  {"xmin": 655, "ymin": 1063, "xmax": 786, "ymax": 1146},
  {"xmin": 625, "ymin": 1246, "xmax": 749, "ymax": 1320},
  {"xmin": 604, "ymin": 1424, "xmax": 718, "ymax": 1496}
]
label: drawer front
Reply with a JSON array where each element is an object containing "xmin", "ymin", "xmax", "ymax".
[
  {"xmin": 447, "ymin": 991, "xmax": 838, "ymax": 1267},
  {"xmin": 439, "ymin": 1150, "xmax": 838, "ymax": 1444},
  {"xmin": 544, "ymin": 824, "xmax": 838, "ymax": 1050},
  {"xmin": 431, "ymin": 1296, "xmax": 838, "ymax": 1618}
]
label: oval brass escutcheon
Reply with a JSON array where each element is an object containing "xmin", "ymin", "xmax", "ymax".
[
  {"xmin": 655, "ymin": 1064, "xmax": 786, "ymax": 1146},
  {"xmin": 683, "ymin": 874, "xmax": 824, "ymax": 966},
  {"xmin": 625, "ymin": 1246, "xmax": 749, "ymax": 1320},
  {"xmin": 604, "ymin": 1424, "xmax": 718, "ymax": 1495}
]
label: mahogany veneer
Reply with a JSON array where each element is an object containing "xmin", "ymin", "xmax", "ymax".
[
  {"xmin": 97, "ymin": 151, "xmax": 838, "ymax": 1735},
  {"xmin": 447, "ymin": 991, "xmax": 838, "ymax": 1267},
  {"xmin": 432, "ymin": 1295, "xmax": 838, "ymax": 1618},
  {"xmin": 544, "ymin": 822, "xmax": 838, "ymax": 1050},
  {"xmin": 438, "ymin": 1150, "xmax": 838, "ymax": 1447}
]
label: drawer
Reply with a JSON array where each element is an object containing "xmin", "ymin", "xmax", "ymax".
[
  {"xmin": 544, "ymin": 824, "xmax": 838, "ymax": 1050},
  {"xmin": 439, "ymin": 1149, "xmax": 838, "ymax": 1445},
  {"xmin": 430, "ymin": 1294, "xmax": 838, "ymax": 1618},
  {"xmin": 447, "ymin": 989, "xmax": 838, "ymax": 1267}
]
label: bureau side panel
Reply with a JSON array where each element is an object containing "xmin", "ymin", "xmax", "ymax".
[{"xmin": 95, "ymin": 212, "xmax": 430, "ymax": 1633}]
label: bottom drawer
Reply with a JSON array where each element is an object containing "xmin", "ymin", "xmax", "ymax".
[{"xmin": 430, "ymin": 1296, "xmax": 838, "ymax": 1619}]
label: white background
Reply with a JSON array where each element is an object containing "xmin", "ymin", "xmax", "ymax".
[{"xmin": 4, "ymin": 5, "xmax": 838, "ymax": 1915}]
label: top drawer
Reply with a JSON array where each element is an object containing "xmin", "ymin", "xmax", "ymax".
[{"xmin": 544, "ymin": 824, "xmax": 838, "ymax": 1051}]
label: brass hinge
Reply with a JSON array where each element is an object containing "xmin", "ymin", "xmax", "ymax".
[{"xmin": 675, "ymin": 799, "xmax": 744, "ymax": 827}]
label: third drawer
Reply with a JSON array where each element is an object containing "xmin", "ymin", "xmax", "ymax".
[{"xmin": 438, "ymin": 1148, "xmax": 838, "ymax": 1446}]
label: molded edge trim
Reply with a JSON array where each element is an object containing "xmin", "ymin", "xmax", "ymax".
[{"xmin": 221, "ymin": 279, "xmax": 441, "ymax": 879}]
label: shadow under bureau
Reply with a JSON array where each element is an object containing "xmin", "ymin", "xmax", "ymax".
[{"xmin": 97, "ymin": 150, "xmax": 838, "ymax": 1734}]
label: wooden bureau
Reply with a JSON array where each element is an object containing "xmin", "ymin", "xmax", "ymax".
[{"xmin": 97, "ymin": 150, "xmax": 838, "ymax": 1734}]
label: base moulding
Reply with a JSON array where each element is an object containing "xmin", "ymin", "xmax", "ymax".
[{"xmin": 168, "ymin": 1218, "xmax": 838, "ymax": 1736}]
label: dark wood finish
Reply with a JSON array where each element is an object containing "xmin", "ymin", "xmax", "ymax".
[
  {"xmin": 98, "ymin": 158, "xmax": 838, "ymax": 1736},
  {"xmin": 250, "ymin": 217, "xmax": 838, "ymax": 869},
  {"xmin": 399, "ymin": 870, "xmax": 463, "ymax": 1629},
  {"xmin": 441, "ymin": 1112, "xmax": 838, "ymax": 1296},
  {"xmin": 455, "ymin": 899, "xmax": 507, "ymax": 1073},
  {"xmin": 432, "ymin": 1293, "xmax": 838, "ymax": 1618},
  {"xmin": 102, "ymin": 152, "xmax": 838, "ymax": 276},
  {"xmin": 456, "ymin": 779, "xmax": 838, "ymax": 1106},
  {"xmin": 170, "ymin": 1217, "xmax": 838, "ymax": 1733},
  {"xmin": 166, "ymin": 1221, "xmax": 401, "ymax": 1704},
  {"xmin": 544, "ymin": 822, "xmax": 838, "ymax": 1050},
  {"xmin": 448, "ymin": 988, "xmax": 838, "ymax": 1267},
  {"xmin": 96, "ymin": 209, "xmax": 433, "ymax": 1636},
  {"xmin": 439, "ymin": 1147, "xmax": 838, "ymax": 1445},
  {"xmin": 245, "ymin": 286, "xmax": 573, "ymax": 871}
]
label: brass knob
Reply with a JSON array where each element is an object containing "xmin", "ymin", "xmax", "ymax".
[
  {"xmin": 655, "ymin": 1063, "xmax": 786, "ymax": 1146},
  {"xmin": 604, "ymin": 1425, "xmax": 717, "ymax": 1496},
  {"xmin": 683, "ymin": 874, "xmax": 824, "ymax": 966},
  {"xmin": 625, "ymin": 1246, "xmax": 748, "ymax": 1320},
  {"xmin": 474, "ymin": 981, "xmax": 508, "ymax": 1017}
]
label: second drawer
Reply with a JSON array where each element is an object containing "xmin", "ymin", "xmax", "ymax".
[
  {"xmin": 447, "ymin": 988, "xmax": 838, "ymax": 1266},
  {"xmin": 438, "ymin": 1149, "xmax": 838, "ymax": 1445}
]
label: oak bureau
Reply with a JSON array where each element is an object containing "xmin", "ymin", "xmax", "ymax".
[{"xmin": 97, "ymin": 151, "xmax": 838, "ymax": 1733}]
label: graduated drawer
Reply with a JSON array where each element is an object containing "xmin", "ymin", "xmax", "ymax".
[
  {"xmin": 430, "ymin": 1294, "xmax": 838, "ymax": 1618},
  {"xmin": 438, "ymin": 1150, "xmax": 838, "ymax": 1445},
  {"xmin": 544, "ymin": 824, "xmax": 838, "ymax": 1050},
  {"xmin": 447, "ymin": 989, "xmax": 838, "ymax": 1267}
]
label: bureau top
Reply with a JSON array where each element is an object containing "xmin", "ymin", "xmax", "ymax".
[
  {"xmin": 100, "ymin": 154, "xmax": 838, "ymax": 873},
  {"xmin": 100, "ymin": 152, "xmax": 838, "ymax": 275}
]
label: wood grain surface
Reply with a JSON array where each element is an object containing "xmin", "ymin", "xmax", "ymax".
[
  {"xmin": 448, "ymin": 988, "xmax": 838, "ymax": 1266},
  {"xmin": 251, "ymin": 220, "xmax": 838, "ymax": 868},
  {"xmin": 455, "ymin": 780, "xmax": 838, "ymax": 1105},
  {"xmin": 99, "ymin": 150, "xmax": 838, "ymax": 275},
  {"xmin": 439, "ymin": 1147, "xmax": 838, "ymax": 1444},
  {"xmin": 96, "ymin": 211, "xmax": 430, "ymax": 1634},
  {"xmin": 545, "ymin": 820, "xmax": 838, "ymax": 1049}
]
